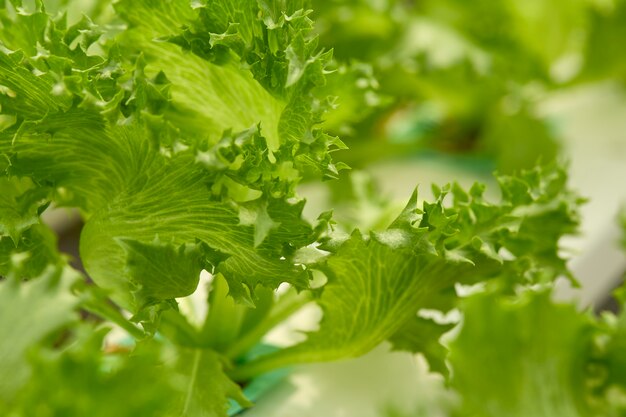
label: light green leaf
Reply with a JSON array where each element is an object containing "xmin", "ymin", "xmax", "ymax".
[
  {"xmin": 75, "ymin": 137, "xmax": 312, "ymax": 308},
  {"xmin": 120, "ymin": 238, "xmax": 206, "ymax": 309},
  {"xmin": 602, "ymin": 284, "xmax": 626, "ymax": 393},
  {"xmin": 0, "ymin": 176, "xmax": 48, "ymax": 244},
  {"xmin": 0, "ymin": 264, "xmax": 79, "ymax": 403},
  {"xmin": 285, "ymin": 231, "xmax": 459, "ymax": 362},
  {"xmin": 9, "ymin": 329, "xmax": 177, "ymax": 417},
  {"xmin": 388, "ymin": 315, "xmax": 455, "ymax": 378},
  {"xmin": 178, "ymin": 349, "xmax": 251, "ymax": 417},
  {"xmin": 238, "ymin": 199, "xmax": 280, "ymax": 248},
  {"xmin": 604, "ymin": 313, "xmax": 626, "ymax": 393},
  {"xmin": 449, "ymin": 290, "xmax": 595, "ymax": 417},
  {"xmin": 0, "ymin": 224, "xmax": 62, "ymax": 279},
  {"xmin": 580, "ymin": 0, "xmax": 626, "ymax": 82}
]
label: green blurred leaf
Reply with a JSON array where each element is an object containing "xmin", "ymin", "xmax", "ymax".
[
  {"xmin": 0, "ymin": 264, "xmax": 79, "ymax": 403},
  {"xmin": 449, "ymin": 290, "xmax": 596, "ymax": 417},
  {"xmin": 177, "ymin": 348, "xmax": 251, "ymax": 417},
  {"xmin": 389, "ymin": 315, "xmax": 455, "ymax": 378},
  {"xmin": 0, "ymin": 177, "xmax": 49, "ymax": 244}
]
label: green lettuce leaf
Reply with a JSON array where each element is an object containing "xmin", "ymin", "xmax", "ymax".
[
  {"xmin": 177, "ymin": 348, "xmax": 252, "ymax": 417},
  {"xmin": 604, "ymin": 307, "xmax": 626, "ymax": 394},
  {"xmin": 0, "ymin": 262, "xmax": 79, "ymax": 404},
  {"xmin": 0, "ymin": 176, "xmax": 49, "ymax": 244},
  {"xmin": 4, "ymin": 317, "xmax": 252, "ymax": 417},
  {"xmin": 230, "ymin": 164, "xmax": 580, "ymax": 380},
  {"xmin": 7, "ymin": 330, "xmax": 177, "ymax": 417},
  {"xmin": 388, "ymin": 315, "xmax": 455, "ymax": 378},
  {"xmin": 449, "ymin": 290, "xmax": 596, "ymax": 417},
  {"xmin": 0, "ymin": 175, "xmax": 59, "ymax": 278},
  {"xmin": 120, "ymin": 238, "xmax": 207, "ymax": 309},
  {"xmin": 0, "ymin": 224, "xmax": 61, "ymax": 278},
  {"xmin": 578, "ymin": 0, "xmax": 626, "ymax": 83},
  {"xmin": 0, "ymin": 0, "xmax": 344, "ymax": 311}
]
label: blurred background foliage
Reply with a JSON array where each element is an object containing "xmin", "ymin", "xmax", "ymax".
[{"xmin": 309, "ymin": 0, "xmax": 626, "ymax": 172}]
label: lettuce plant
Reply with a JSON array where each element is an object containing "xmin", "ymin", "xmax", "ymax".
[{"xmin": 0, "ymin": 1, "xmax": 617, "ymax": 416}]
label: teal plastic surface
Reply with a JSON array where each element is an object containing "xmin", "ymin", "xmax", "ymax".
[{"xmin": 228, "ymin": 344, "xmax": 290, "ymax": 416}]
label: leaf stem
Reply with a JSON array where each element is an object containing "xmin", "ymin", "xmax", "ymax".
[
  {"xmin": 83, "ymin": 298, "xmax": 145, "ymax": 340},
  {"xmin": 224, "ymin": 289, "xmax": 312, "ymax": 361}
]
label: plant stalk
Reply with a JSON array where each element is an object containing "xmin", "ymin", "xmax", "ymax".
[
  {"xmin": 224, "ymin": 289, "xmax": 312, "ymax": 360},
  {"xmin": 84, "ymin": 299, "xmax": 145, "ymax": 340}
]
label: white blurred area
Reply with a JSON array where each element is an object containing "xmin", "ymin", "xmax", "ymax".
[
  {"xmin": 541, "ymin": 82, "xmax": 626, "ymax": 306},
  {"xmin": 245, "ymin": 345, "xmax": 454, "ymax": 417}
]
